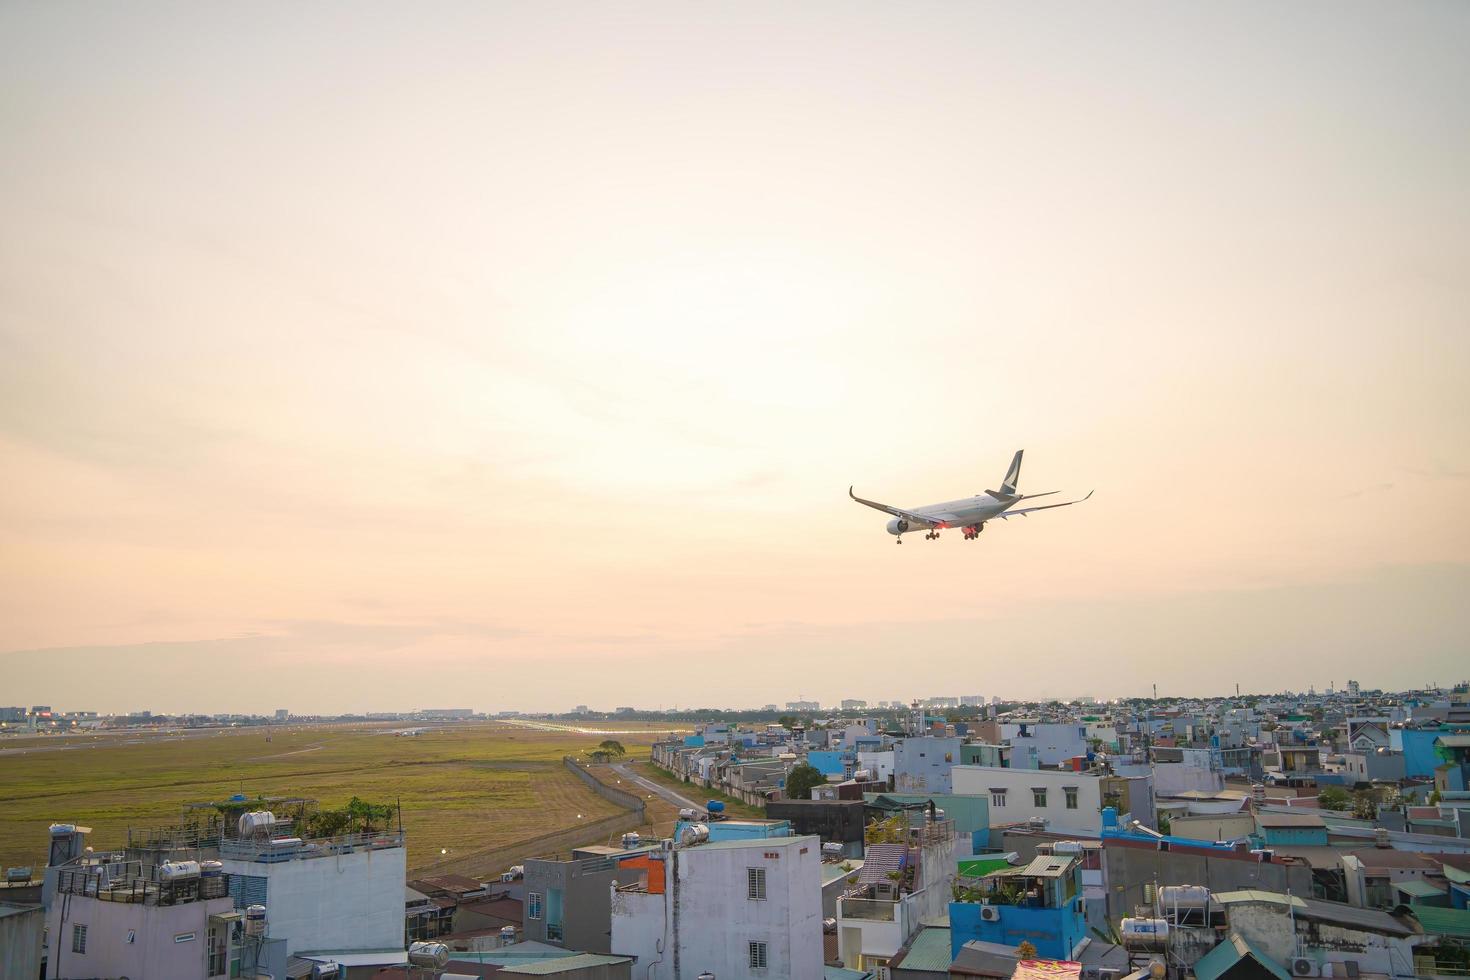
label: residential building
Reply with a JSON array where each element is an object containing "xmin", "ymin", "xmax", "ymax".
[
  {"xmin": 948, "ymin": 854, "xmax": 1087, "ymax": 961},
  {"xmin": 610, "ymin": 835, "xmax": 824, "ymax": 979},
  {"xmin": 46, "ymin": 860, "xmax": 239, "ymax": 980},
  {"xmin": 835, "ymin": 810, "xmax": 956, "ymax": 975},
  {"xmin": 842, "ymin": 699, "xmax": 869, "ymax": 711},
  {"xmin": 893, "ymin": 737, "xmax": 963, "ymax": 794},
  {"xmin": 216, "ymin": 810, "xmax": 407, "ymax": 960},
  {"xmin": 1214, "ymin": 889, "xmax": 1423, "ymax": 978},
  {"xmin": 523, "ymin": 846, "xmax": 657, "ymax": 952},
  {"xmin": 950, "ymin": 765, "xmax": 1155, "ymax": 835},
  {"xmin": 765, "ymin": 800, "xmax": 866, "ymax": 858},
  {"xmin": 999, "ymin": 722, "xmax": 1088, "ymax": 768}
]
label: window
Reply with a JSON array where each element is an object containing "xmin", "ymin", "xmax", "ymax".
[
  {"xmin": 990, "ymin": 788, "xmax": 1007, "ymax": 808},
  {"xmin": 1064, "ymin": 787, "xmax": 1079, "ymax": 810},
  {"xmin": 527, "ymin": 892, "xmax": 543, "ymax": 920},
  {"xmin": 748, "ymin": 940, "xmax": 768, "ymax": 969},
  {"xmin": 1033, "ymin": 788, "xmax": 1048, "ymax": 808},
  {"xmin": 72, "ymin": 923, "xmax": 87, "ymax": 954},
  {"xmin": 747, "ymin": 867, "xmax": 767, "ymax": 900}
]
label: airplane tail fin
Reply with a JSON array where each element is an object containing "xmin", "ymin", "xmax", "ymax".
[{"xmin": 1000, "ymin": 450, "xmax": 1023, "ymax": 496}]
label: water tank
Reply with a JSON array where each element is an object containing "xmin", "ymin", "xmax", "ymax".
[
  {"xmin": 679, "ymin": 823, "xmax": 710, "ymax": 846},
  {"xmin": 407, "ymin": 942, "xmax": 450, "ymax": 969},
  {"xmin": 1121, "ymin": 918, "xmax": 1170, "ymax": 948},
  {"xmin": 238, "ymin": 811, "xmax": 277, "ymax": 838},
  {"xmin": 1027, "ymin": 816, "xmax": 1048, "ymax": 830},
  {"xmin": 677, "ymin": 807, "xmax": 697, "ymax": 821},
  {"xmin": 199, "ymin": 860, "xmax": 224, "ymax": 878},
  {"xmin": 49, "ymin": 823, "xmax": 76, "ymax": 837},
  {"xmin": 159, "ymin": 860, "xmax": 201, "ymax": 881},
  {"xmin": 621, "ymin": 832, "xmax": 642, "ymax": 849},
  {"xmin": 245, "ymin": 905, "xmax": 268, "ymax": 937},
  {"xmin": 706, "ymin": 800, "xmax": 725, "ymax": 814},
  {"xmin": 821, "ymin": 842, "xmax": 845, "ymax": 857},
  {"xmin": 1159, "ymin": 885, "xmax": 1209, "ymax": 910},
  {"xmin": 509, "ymin": 865, "xmax": 524, "ymax": 878},
  {"xmin": 500, "ymin": 925, "xmax": 518, "ymax": 943},
  {"xmin": 1374, "ymin": 827, "xmax": 1390, "ymax": 848},
  {"xmin": 310, "ymin": 963, "xmax": 339, "ymax": 979},
  {"xmin": 853, "ymin": 769, "xmax": 873, "ymax": 782}
]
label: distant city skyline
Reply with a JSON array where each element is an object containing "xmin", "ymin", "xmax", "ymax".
[{"xmin": 2, "ymin": 2, "xmax": 1468, "ymax": 712}]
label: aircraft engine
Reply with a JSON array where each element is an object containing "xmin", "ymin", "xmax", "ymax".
[{"xmin": 886, "ymin": 519, "xmax": 909, "ymax": 536}]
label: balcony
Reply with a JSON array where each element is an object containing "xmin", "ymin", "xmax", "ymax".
[{"xmin": 838, "ymin": 896, "xmax": 897, "ymax": 921}]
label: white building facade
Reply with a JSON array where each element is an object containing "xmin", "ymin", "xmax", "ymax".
[
  {"xmin": 610, "ymin": 835, "xmax": 824, "ymax": 980},
  {"xmin": 951, "ymin": 765, "xmax": 1155, "ymax": 834},
  {"xmin": 219, "ymin": 835, "xmax": 406, "ymax": 958}
]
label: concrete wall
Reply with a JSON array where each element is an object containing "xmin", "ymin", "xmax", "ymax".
[
  {"xmin": 1100, "ymin": 840, "xmax": 1312, "ymax": 925},
  {"xmin": 893, "ymin": 739, "xmax": 962, "ymax": 795},
  {"xmin": 0, "ymin": 904, "xmax": 44, "ymax": 980},
  {"xmin": 1225, "ymin": 900, "xmax": 1418, "ymax": 978},
  {"xmin": 221, "ymin": 845, "xmax": 405, "ymax": 957},
  {"xmin": 47, "ymin": 894, "xmax": 233, "ymax": 980},
  {"xmin": 565, "ymin": 758, "xmax": 647, "ymax": 820}
]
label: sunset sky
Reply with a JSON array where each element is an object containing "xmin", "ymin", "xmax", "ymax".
[{"xmin": 2, "ymin": 2, "xmax": 1467, "ymax": 713}]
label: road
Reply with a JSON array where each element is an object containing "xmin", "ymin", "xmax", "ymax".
[{"xmin": 611, "ymin": 761, "xmax": 707, "ymax": 817}]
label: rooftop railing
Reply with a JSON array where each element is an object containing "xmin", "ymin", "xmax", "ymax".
[
  {"xmin": 219, "ymin": 829, "xmax": 403, "ymax": 863},
  {"xmin": 56, "ymin": 866, "xmax": 230, "ymax": 906}
]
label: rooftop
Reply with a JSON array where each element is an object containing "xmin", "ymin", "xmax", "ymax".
[
  {"xmin": 891, "ymin": 925, "xmax": 953, "ymax": 973},
  {"xmin": 1256, "ymin": 812, "xmax": 1326, "ymax": 829}
]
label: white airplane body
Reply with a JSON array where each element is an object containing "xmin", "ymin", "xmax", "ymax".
[{"xmin": 850, "ymin": 450, "xmax": 1091, "ymax": 543}]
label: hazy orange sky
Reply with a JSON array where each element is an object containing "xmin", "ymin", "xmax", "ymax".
[{"xmin": 2, "ymin": 2, "xmax": 1467, "ymax": 713}]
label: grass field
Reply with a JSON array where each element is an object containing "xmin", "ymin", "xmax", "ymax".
[{"xmin": 0, "ymin": 721, "xmax": 672, "ymax": 873}]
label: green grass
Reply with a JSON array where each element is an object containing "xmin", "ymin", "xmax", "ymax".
[{"xmin": 0, "ymin": 722, "xmax": 667, "ymax": 873}]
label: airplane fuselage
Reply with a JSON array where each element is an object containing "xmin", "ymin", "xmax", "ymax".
[{"xmin": 888, "ymin": 493, "xmax": 1015, "ymax": 534}]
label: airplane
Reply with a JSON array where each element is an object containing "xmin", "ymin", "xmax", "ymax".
[{"xmin": 849, "ymin": 450, "xmax": 1092, "ymax": 544}]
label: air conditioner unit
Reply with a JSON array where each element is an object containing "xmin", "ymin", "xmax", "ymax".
[
  {"xmin": 980, "ymin": 905, "xmax": 1000, "ymax": 922},
  {"xmin": 1292, "ymin": 958, "xmax": 1317, "ymax": 977}
]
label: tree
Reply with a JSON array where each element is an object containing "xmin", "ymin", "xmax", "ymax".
[
  {"xmin": 1351, "ymin": 790, "xmax": 1378, "ymax": 821},
  {"xmin": 785, "ymin": 762, "xmax": 827, "ymax": 800},
  {"xmin": 778, "ymin": 715, "xmax": 799, "ymax": 730},
  {"xmin": 1017, "ymin": 941, "xmax": 1038, "ymax": 960},
  {"xmin": 1318, "ymin": 786, "xmax": 1351, "ymax": 811},
  {"xmin": 598, "ymin": 739, "xmax": 626, "ymax": 758}
]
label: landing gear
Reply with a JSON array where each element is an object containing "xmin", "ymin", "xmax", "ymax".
[
  {"xmin": 962, "ymin": 524, "xmax": 984, "ymax": 541},
  {"xmin": 896, "ymin": 536, "xmax": 903, "ymax": 544},
  {"xmin": 924, "ymin": 531, "xmax": 940, "ymax": 540}
]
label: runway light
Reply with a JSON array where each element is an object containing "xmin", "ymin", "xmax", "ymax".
[{"xmin": 441, "ymin": 848, "xmax": 447, "ymax": 855}]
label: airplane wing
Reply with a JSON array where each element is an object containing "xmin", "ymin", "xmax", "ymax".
[
  {"xmin": 995, "ymin": 490, "xmax": 1094, "ymax": 520},
  {"xmin": 848, "ymin": 487, "xmax": 947, "ymax": 528}
]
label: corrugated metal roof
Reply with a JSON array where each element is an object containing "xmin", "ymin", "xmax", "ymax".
[
  {"xmin": 1192, "ymin": 933, "xmax": 1290, "ymax": 980},
  {"xmin": 1397, "ymin": 879, "xmax": 1447, "ymax": 898},
  {"xmin": 1021, "ymin": 855, "xmax": 1075, "ymax": 878},
  {"xmin": 1434, "ymin": 734, "xmax": 1470, "ymax": 748},
  {"xmin": 859, "ymin": 843, "xmax": 909, "ymax": 883},
  {"xmin": 892, "ymin": 925, "xmax": 954, "ymax": 972},
  {"xmin": 1412, "ymin": 905, "xmax": 1470, "ymax": 939}
]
